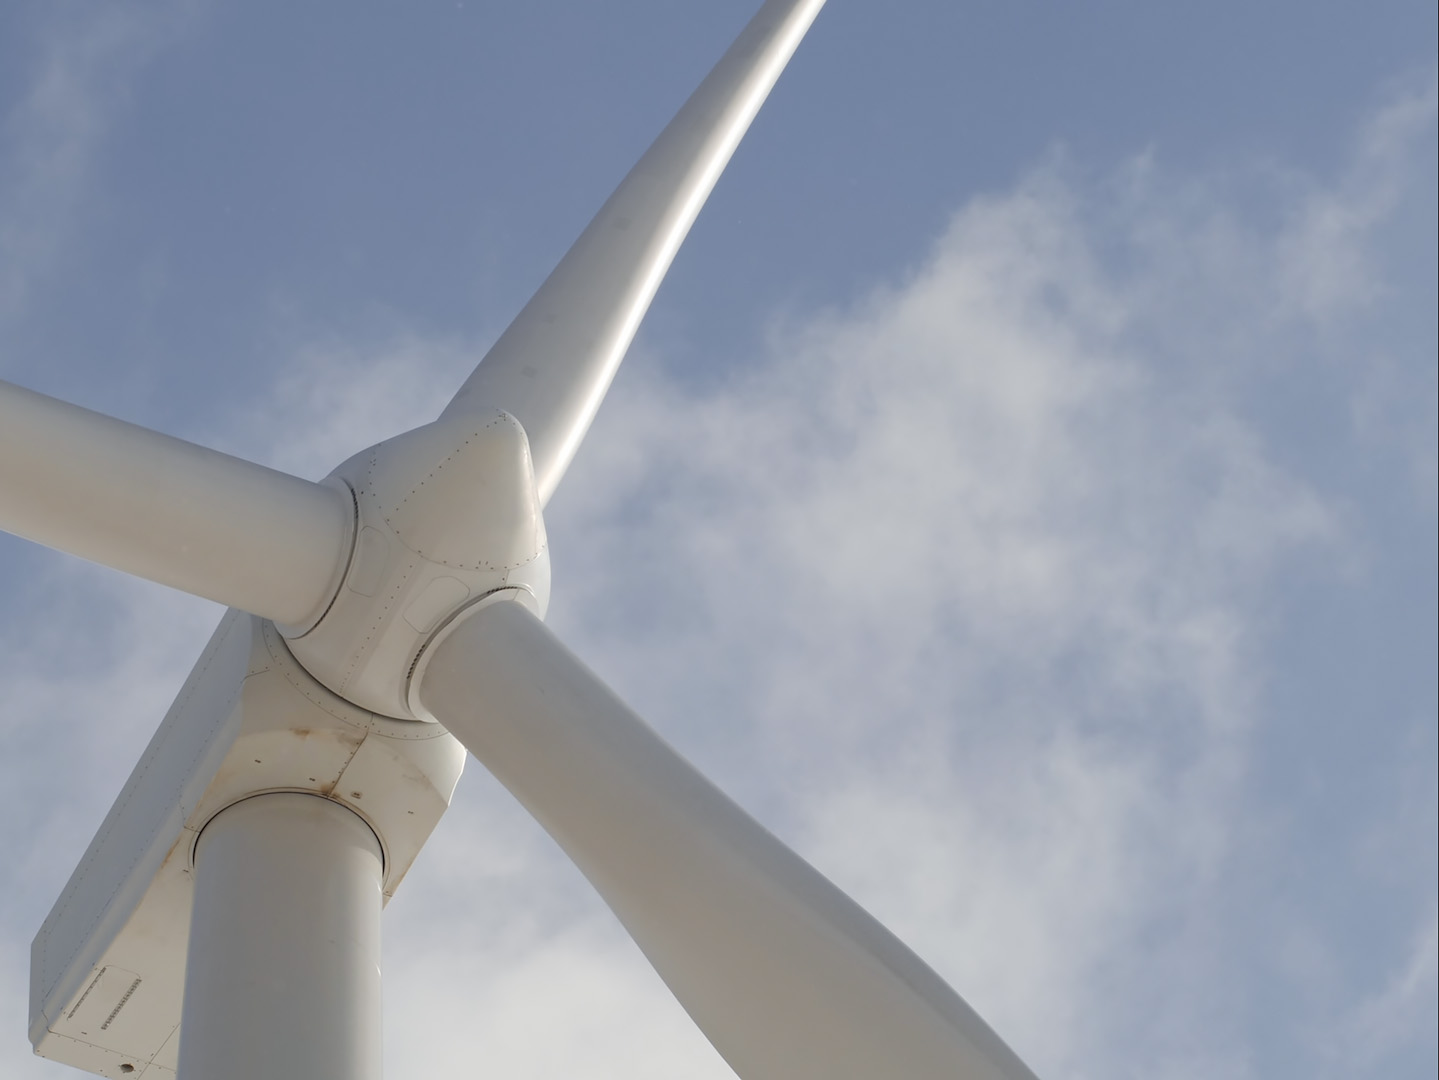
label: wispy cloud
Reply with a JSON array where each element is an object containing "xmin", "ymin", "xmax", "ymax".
[
  {"xmin": 536, "ymin": 154, "xmax": 1337, "ymax": 1077},
  {"xmin": 1328, "ymin": 905, "xmax": 1439, "ymax": 1070},
  {"xmin": 217, "ymin": 328, "xmax": 477, "ymax": 478},
  {"xmin": 0, "ymin": 1, "xmax": 196, "ymax": 324},
  {"xmin": 1278, "ymin": 72, "xmax": 1438, "ymax": 323}
]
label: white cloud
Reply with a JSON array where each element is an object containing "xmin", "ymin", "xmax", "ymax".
[
  {"xmin": 1329, "ymin": 906, "xmax": 1439, "ymax": 1070},
  {"xmin": 0, "ymin": 1, "xmax": 197, "ymax": 323},
  {"xmin": 215, "ymin": 329, "xmax": 478, "ymax": 478},
  {"xmin": 1278, "ymin": 73, "xmax": 1438, "ymax": 323},
  {"xmin": 532, "ymin": 153, "xmax": 1339, "ymax": 1077}
]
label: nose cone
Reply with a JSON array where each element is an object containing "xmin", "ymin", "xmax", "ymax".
[
  {"xmin": 287, "ymin": 411, "xmax": 551, "ymax": 720},
  {"xmin": 364, "ymin": 411, "xmax": 547, "ymax": 572}
]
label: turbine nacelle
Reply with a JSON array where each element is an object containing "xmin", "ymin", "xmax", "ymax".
[{"xmin": 284, "ymin": 410, "xmax": 551, "ymax": 721}]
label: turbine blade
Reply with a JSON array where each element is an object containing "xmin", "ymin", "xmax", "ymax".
[
  {"xmin": 416, "ymin": 598, "xmax": 1040, "ymax": 1080},
  {"xmin": 441, "ymin": 0, "xmax": 827, "ymax": 506},
  {"xmin": 0, "ymin": 379, "xmax": 351, "ymax": 627}
]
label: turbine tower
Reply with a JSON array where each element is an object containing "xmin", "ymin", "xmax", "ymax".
[{"xmin": 2, "ymin": 3, "xmax": 1042, "ymax": 1077}]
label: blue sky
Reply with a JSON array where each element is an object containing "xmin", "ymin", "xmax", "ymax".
[{"xmin": 1, "ymin": 2, "xmax": 1435, "ymax": 1077}]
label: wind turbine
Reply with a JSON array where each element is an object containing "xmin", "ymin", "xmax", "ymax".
[{"xmin": 3, "ymin": 2, "xmax": 1040, "ymax": 1077}]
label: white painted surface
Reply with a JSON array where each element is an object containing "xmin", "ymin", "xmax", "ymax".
[
  {"xmin": 441, "ymin": 0, "xmax": 828, "ymax": 506},
  {"xmin": 20, "ymin": 4, "xmax": 874, "ymax": 1077},
  {"xmin": 30, "ymin": 615, "xmax": 465, "ymax": 1077},
  {"xmin": 418, "ymin": 598, "xmax": 1038, "ymax": 1080},
  {"xmin": 177, "ymin": 794, "xmax": 383, "ymax": 1080},
  {"xmin": 0, "ymin": 379, "xmax": 353, "ymax": 628},
  {"xmin": 284, "ymin": 409, "xmax": 550, "ymax": 719}
]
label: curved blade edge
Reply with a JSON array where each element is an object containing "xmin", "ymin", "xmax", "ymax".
[
  {"xmin": 418, "ymin": 598, "xmax": 1040, "ymax": 1080},
  {"xmin": 442, "ymin": 0, "xmax": 829, "ymax": 507},
  {"xmin": 0, "ymin": 378, "xmax": 352, "ymax": 627}
]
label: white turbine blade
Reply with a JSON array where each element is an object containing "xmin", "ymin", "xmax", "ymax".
[
  {"xmin": 441, "ymin": 0, "xmax": 827, "ymax": 506},
  {"xmin": 416, "ymin": 599, "xmax": 1040, "ymax": 1080},
  {"xmin": 0, "ymin": 379, "xmax": 351, "ymax": 627}
]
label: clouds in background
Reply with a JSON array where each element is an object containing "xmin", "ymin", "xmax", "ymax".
[
  {"xmin": 0, "ymin": 3, "xmax": 1433, "ymax": 1078},
  {"xmin": 0, "ymin": 1, "xmax": 194, "ymax": 323},
  {"xmin": 526, "ymin": 78, "xmax": 1433, "ymax": 1079}
]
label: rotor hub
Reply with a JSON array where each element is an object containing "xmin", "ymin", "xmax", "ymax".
[{"xmin": 281, "ymin": 410, "xmax": 551, "ymax": 720}]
